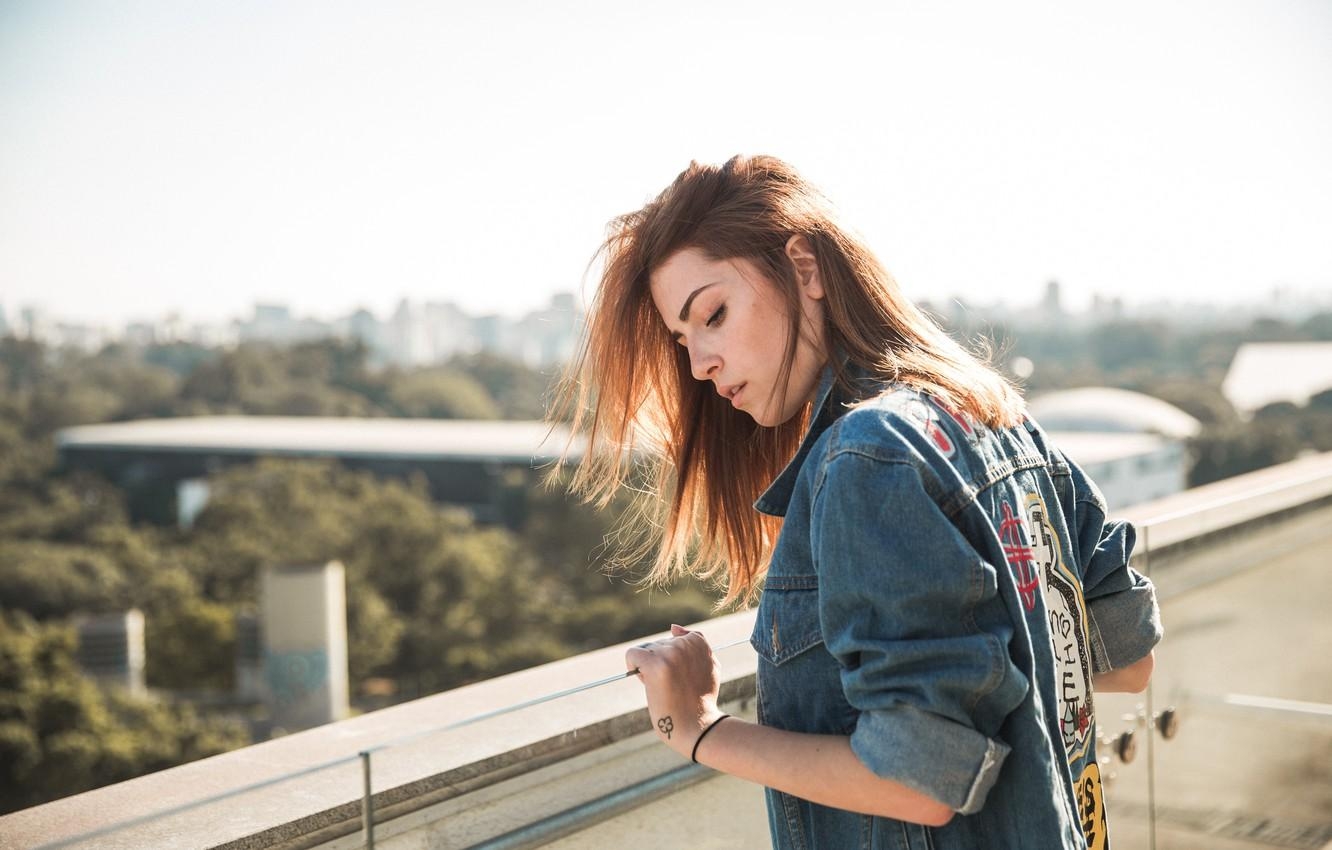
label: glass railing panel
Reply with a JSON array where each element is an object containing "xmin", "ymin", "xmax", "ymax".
[
  {"xmin": 1128, "ymin": 500, "xmax": 1332, "ymax": 850},
  {"xmin": 1097, "ymin": 522, "xmax": 1161, "ymax": 850}
]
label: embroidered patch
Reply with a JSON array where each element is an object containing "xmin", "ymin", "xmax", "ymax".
[
  {"xmin": 904, "ymin": 398, "xmax": 956, "ymax": 457},
  {"xmin": 998, "ymin": 501, "xmax": 1040, "ymax": 611},
  {"xmin": 1025, "ymin": 493, "xmax": 1096, "ymax": 764},
  {"xmin": 1076, "ymin": 761, "xmax": 1108, "ymax": 850},
  {"xmin": 936, "ymin": 400, "xmax": 977, "ymax": 439}
]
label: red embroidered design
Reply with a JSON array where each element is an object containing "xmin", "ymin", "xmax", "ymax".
[
  {"xmin": 937, "ymin": 401, "xmax": 975, "ymax": 437},
  {"xmin": 905, "ymin": 399, "xmax": 955, "ymax": 457},
  {"xmin": 1000, "ymin": 501, "xmax": 1039, "ymax": 611},
  {"xmin": 924, "ymin": 418, "xmax": 954, "ymax": 455}
]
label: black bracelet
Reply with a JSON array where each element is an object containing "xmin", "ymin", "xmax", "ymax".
[{"xmin": 691, "ymin": 714, "xmax": 731, "ymax": 764}]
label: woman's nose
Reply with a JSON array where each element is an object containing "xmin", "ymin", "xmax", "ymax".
[{"xmin": 689, "ymin": 346, "xmax": 720, "ymax": 381}]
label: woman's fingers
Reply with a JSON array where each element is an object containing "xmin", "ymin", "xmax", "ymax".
[{"xmin": 624, "ymin": 643, "xmax": 655, "ymax": 675}]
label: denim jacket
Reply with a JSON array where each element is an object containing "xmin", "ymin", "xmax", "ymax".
[{"xmin": 750, "ymin": 364, "xmax": 1163, "ymax": 850}]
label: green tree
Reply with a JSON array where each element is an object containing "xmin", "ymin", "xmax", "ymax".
[
  {"xmin": 1188, "ymin": 421, "xmax": 1302, "ymax": 486},
  {"xmin": 0, "ymin": 540, "xmax": 129, "ymax": 620},
  {"xmin": 144, "ymin": 599, "xmax": 236, "ymax": 691},
  {"xmin": 0, "ymin": 613, "xmax": 249, "ymax": 813},
  {"xmin": 179, "ymin": 345, "xmax": 285, "ymax": 411},
  {"xmin": 141, "ymin": 341, "xmax": 218, "ymax": 378},
  {"xmin": 1299, "ymin": 311, "xmax": 1332, "ymax": 340},
  {"xmin": 1089, "ymin": 321, "xmax": 1169, "ymax": 373},
  {"xmin": 1135, "ymin": 380, "xmax": 1238, "ymax": 427},
  {"xmin": 385, "ymin": 368, "xmax": 500, "ymax": 419},
  {"xmin": 448, "ymin": 352, "xmax": 554, "ymax": 419}
]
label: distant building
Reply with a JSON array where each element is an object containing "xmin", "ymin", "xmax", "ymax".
[
  {"xmin": 19, "ymin": 306, "xmax": 53, "ymax": 340},
  {"xmin": 76, "ymin": 610, "xmax": 147, "ymax": 695},
  {"xmin": 422, "ymin": 300, "xmax": 477, "ymax": 362},
  {"xmin": 73, "ymin": 294, "xmax": 585, "ymax": 369},
  {"xmin": 1045, "ymin": 431, "xmax": 1187, "ymax": 511},
  {"xmin": 236, "ymin": 303, "xmax": 332, "ymax": 345},
  {"xmin": 1222, "ymin": 342, "xmax": 1332, "ymax": 417},
  {"xmin": 1030, "ymin": 387, "xmax": 1202, "ymax": 510},
  {"xmin": 347, "ymin": 308, "xmax": 382, "ymax": 354},
  {"xmin": 123, "ymin": 321, "xmax": 159, "ymax": 347},
  {"xmin": 333, "ymin": 294, "xmax": 582, "ymax": 369},
  {"xmin": 387, "ymin": 298, "xmax": 431, "ymax": 366},
  {"xmin": 56, "ymin": 416, "xmax": 581, "ymax": 526},
  {"xmin": 53, "ymin": 322, "xmax": 109, "ymax": 352},
  {"xmin": 510, "ymin": 293, "xmax": 582, "ymax": 368},
  {"xmin": 1040, "ymin": 279, "xmax": 1064, "ymax": 319},
  {"xmin": 1090, "ymin": 293, "xmax": 1125, "ymax": 320}
]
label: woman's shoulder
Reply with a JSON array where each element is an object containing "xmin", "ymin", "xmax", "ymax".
[
  {"xmin": 823, "ymin": 381, "xmax": 1027, "ymax": 475},
  {"xmin": 822, "ymin": 385, "xmax": 950, "ymax": 462}
]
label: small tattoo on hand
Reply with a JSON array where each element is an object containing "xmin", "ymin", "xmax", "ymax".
[{"xmin": 657, "ymin": 716, "xmax": 674, "ymax": 739}]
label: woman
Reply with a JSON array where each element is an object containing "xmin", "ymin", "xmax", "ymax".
[{"xmin": 555, "ymin": 155, "xmax": 1162, "ymax": 849}]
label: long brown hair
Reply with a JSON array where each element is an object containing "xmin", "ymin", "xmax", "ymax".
[{"xmin": 552, "ymin": 155, "xmax": 1024, "ymax": 606}]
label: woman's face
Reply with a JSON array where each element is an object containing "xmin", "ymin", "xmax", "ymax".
[{"xmin": 650, "ymin": 245, "xmax": 828, "ymax": 427}]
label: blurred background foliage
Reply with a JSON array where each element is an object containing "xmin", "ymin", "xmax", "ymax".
[
  {"xmin": 0, "ymin": 336, "xmax": 716, "ymax": 812},
  {"xmin": 2, "ymin": 311, "xmax": 1331, "ymax": 812}
]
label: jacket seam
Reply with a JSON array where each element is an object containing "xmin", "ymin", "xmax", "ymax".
[
  {"xmin": 812, "ymin": 447, "xmax": 934, "ymax": 509},
  {"xmin": 946, "ymin": 453, "xmax": 1048, "ymax": 515}
]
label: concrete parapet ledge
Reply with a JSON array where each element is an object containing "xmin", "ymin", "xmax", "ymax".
[
  {"xmin": 0, "ymin": 612, "xmax": 759, "ymax": 850},
  {"xmin": 1119, "ymin": 451, "xmax": 1332, "ymax": 560}
]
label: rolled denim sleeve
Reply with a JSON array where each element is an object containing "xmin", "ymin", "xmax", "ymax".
[
  {"xmin": 1067, "ymin": 462, "xmax": 1164, "ymax": 673},
  {"xmin": 811, "ymin": 449, "xmax": 1028, "ymax": 815}
]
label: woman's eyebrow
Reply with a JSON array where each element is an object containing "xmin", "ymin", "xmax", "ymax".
[{"xmin": 678, "ymin": 282, "xmax": 720, "ymax": 321}]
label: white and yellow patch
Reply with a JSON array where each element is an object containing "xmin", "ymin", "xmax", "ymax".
[
  {"xmin": 1024, "ymin": 492, "xmax": 1096, "ymax": 764},
  {"xmin": 1076, "ymin": 762, "xmax": 1108, "ymax": 850}
]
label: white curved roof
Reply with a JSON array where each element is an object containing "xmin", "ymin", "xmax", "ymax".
[{"xmin": 1028, "ymin": 387, "xmax": 1201, "ymax": 439}]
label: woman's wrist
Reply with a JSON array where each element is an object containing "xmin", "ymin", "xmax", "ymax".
[
  {"xmin": 671, "ymin": 707, "xmax": 725, "ymax": 759},
  {"xmin": 691, "ymin": 713, "xmax": 731, "ymax": 763},
  {"xmin": 654, "ymin": 708, "xmax": 724, "ymax": 757}
]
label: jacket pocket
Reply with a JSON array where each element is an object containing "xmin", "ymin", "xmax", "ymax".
[{"xmin": 751, "ymin": 574, "xmax": 825, "ymax": 666}]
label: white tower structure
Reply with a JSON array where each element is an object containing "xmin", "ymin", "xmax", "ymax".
[{"xmin": 261, "ymin": 562, "xmax": 350, "ymax": 731}]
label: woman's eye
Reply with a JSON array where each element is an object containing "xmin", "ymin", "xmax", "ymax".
[{"xmin": 705, "ymin": 305, "xmax": 726, "ymax": 328}]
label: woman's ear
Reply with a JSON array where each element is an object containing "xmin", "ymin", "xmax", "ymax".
[{"xmin": 785, "ymin": 234, "xmax": 824, "ymax": 300}]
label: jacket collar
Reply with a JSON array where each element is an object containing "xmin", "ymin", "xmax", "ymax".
[{"xmin": 754, "ymin": 355, "xmax": 874, "ymax": 517}]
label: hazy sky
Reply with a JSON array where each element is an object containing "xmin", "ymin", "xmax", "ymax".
[{"xmin": 2, "ymin": 0, "xmax": 1330, "ymax": 327}]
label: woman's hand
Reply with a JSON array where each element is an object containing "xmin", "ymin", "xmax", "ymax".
[
  {"xmin": 624, "ymin": 624, "xmax": 725, "ymax": 759},
  {"xmin": 624, "ymin": 625, "xmax": 953, "ymax": 824}
]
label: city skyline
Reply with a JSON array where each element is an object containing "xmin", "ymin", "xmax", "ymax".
[
  {"xmin": 5, "ymin": 277, "xmax": 1327, "ymax": 361},
  {"xmin": 2, "ymin": 1, "xmax": 1330, "ymax": 326}
]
